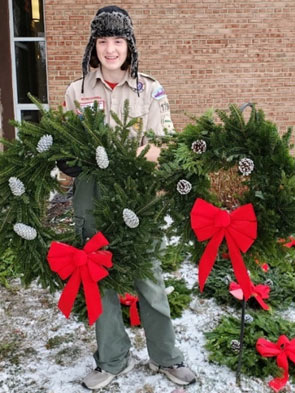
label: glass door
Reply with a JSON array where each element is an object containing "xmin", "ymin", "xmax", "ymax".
[{"xmin": 9, "ymin": 0, "xmax": 48, "ymax": 123}]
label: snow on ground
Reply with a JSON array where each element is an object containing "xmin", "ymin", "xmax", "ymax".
[{"xmin": 0, "ymin": 260, "xmax": 291, "ymax": 393}]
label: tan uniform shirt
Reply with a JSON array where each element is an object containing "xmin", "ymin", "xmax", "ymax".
[{"xmin": 65, "ymin": 68, "xmax": 174, "ymax": 139}]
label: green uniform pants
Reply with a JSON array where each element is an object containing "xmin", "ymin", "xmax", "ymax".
[{"xmin": 73, "ymin": 177, "xmax": 184, "ymax": 375}]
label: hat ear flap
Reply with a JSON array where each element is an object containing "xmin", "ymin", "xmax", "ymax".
[{"xmin": 82, "ymin": 36, "xmax": 96, "ymax": 77}]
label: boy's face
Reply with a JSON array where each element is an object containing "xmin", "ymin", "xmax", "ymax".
[{"xmin": 96, "ymin": 36, "xmax": 128, "ymax": 73}]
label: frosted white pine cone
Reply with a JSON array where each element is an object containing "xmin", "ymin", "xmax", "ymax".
[
  {"xmin": 264, "ymin": 279, "xmax": 274, "ymax": 288},
  {"xmin": 176, "ymin": 179, "xmax": 192, "ymax": 195},
  {"xmin": 96, "ymin": 146, "xmax": 109, "ymax": 169},
  {"xmin": 238, "ymin": 158, "xmax": 254, "ymax": 176},
  {"xmin": 191, "ymin": 139, "xmax": 207, "ymax": 154},
  {"xmin": 165, "ymin": 286, "xmax": 175, "ymax": 296},
  {"xmin": 123, "ymin": 208, "xmax": 139, "ymax": 228},
  {"xmin": 8, "ymin": 177, "xmax": 25, "ymax": 196},
  {"xmin": 230, "ymin": 339, "xmax": 241, "ymax": 353},
  {"xmin": 244, "ymin": 314, "xmax": 254, "ymax": 324},
  {"xmin": 36, "ymin": 134, "xmax": 53, "ymax": 153},
  {"xmin": 13, "ymin": 223, "xmax": 37, "ymax": 240}
]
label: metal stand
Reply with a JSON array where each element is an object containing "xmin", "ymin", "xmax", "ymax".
[{"xmin": 236, "ymin": 298, "xmax": 246, "ymax": 386}]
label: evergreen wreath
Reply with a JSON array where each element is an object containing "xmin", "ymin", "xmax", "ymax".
[
  {"xmin": 0, "ymin": 96, "xmax": 166, "ymax": 295},
  {"xmin": 158, "ymin": 104, "xmax": 295, "ymax": 264},
  {"xmin": 205, "ymin": 311, "xmax": 295, "ymax": 382},
  {"xmin": 195, "ymin": 249, "xmax": 295, "ymax": 311}
]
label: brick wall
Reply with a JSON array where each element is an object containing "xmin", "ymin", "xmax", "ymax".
[{"xmin": 45, "ymin": 0, "xmax": 295, "ymax": 134}]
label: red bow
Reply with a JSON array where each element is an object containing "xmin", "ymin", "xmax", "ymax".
[
  {"xmin": 229, "ymin": 281, "xmax": 270, "ymax": 310},
  {"xmin": 256, "ymin": 336, "xmax": 295, "ymax": 392},
  {"xmin": 47, "ymin": 232, "xmax": 113, "ymax": 325},
  {"xmin": 283, "ymin": 236, "xmax": 295, "ymax": 248},
  {"xmin": 190, "ymin": 198, "xmax": 257, "ymax": 300},
  {"xmin": 119, "ymin": 293, "xmax": 141, "ymax": 326}
]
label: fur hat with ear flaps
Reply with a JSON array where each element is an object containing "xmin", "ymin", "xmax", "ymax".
[{"xmin": 81, "ymin": 6, "xmax": 138, "ymax": 92}]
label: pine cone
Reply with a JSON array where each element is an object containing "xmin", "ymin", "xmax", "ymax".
[
  {"xmin": 244, "ymin": 314, "xmax": 254, "ymax": 324},
  {"xmin": 222, "ymin": 274, "xmax": 232, "ymax": 285},
  {"xmin": 238, "ymin": 158, "xmax": 254, "ymax": 176},
  {"xmin": 176, "ymin": 179, "xmax": 192, "ymax": 195},
  {"xmin": 123, "ymin": 208, "xmax": 140, "ymax": 228},
  {"xmin": 36, "ymin": 134, "xmax": 53, "ymax": 153},
  {"xmin": 264, "ymin": 279, "xmax": 274, "ymax": 288},
  {"xmin": 8, "ymin": 177, "xmax": 25, "ymax": 196},
  {"xmin": 96, "ymin": 146, "xmax": 109, "ymax": 169},
  {"xmin": 13, "ymin": 223, "xmax": 37, "ymax": 240},
  {"xmin": 191, "ymin": 139, "xmax": 207, "ymax": 154},
  {"xmin": 230, "ymin": 339, "xmax": 241, "ymax": 353}
]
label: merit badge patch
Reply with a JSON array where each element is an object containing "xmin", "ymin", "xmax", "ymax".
[
  {"xmin": 132, "ymin": 117, "xmax": 143, "ymax": 132},
  {"xmin": 152, "ymin": 86, "xmax": 166, "ymax": 100}
]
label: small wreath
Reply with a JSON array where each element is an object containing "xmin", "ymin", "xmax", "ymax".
[
  {"xmin": 0, "ymin": 97, "xmax": 165, "ymax": 295},
  {"xmin": 158, "ymin": 104, "xmax": 295, "ymax": 263}
]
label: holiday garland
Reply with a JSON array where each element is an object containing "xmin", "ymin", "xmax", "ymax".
[{"xmin": 0, "ymin": 97, "xmax": 166, "ymax": 295}]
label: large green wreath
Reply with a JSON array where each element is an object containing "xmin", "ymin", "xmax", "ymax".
[
  {"xmin": 0, "ymin": 97, "xmax": 166, "ymax": 295},
  {"xmin": 157, "ymin": 104, "xmax": 295, "ymax": 264},
  {"xmin": 157, "ymin": 104, "xmax": 295, "ymax": 386}
]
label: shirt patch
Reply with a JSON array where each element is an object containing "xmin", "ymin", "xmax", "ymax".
[
  {"xmin": 131, "ymin": 80, "xmax": 145, "ymax": 94},
  {"xmin": 152, "ymin": 86, "xmax": 166, "ymax": 100},
  {"xmin": 78, "ymin": 96, "xmax": 105, "ymax": 112},
  {"xmin": 161, "ymin": 115, "xmax": 174, "ymax": 132},
  {"xmin": 137, "ymin": 81, "xmax": 145, "ymax": 92},
  {"xmin": 132, "ymin": 117, "xmax": 143, "ymax": 132},
  {"xmin": 160, "ymin": 101, "xmax": 170, "ymax": 113}
]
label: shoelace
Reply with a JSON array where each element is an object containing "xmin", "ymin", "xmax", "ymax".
[{"xmin": 167, "ymin": 362, "xmax": 185, "ymax": 369}]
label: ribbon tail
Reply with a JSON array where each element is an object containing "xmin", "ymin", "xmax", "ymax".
[
  {"xmin": 58, "ymin": 270, "xmax": 81, "ymax": 318},
  {"xmin": 269, "ymin": 368, "xmax": 289, "ymax": 392},
  {"xmin": 81, "ymin": 267, "xmax": 103, "ymax": 325},
  {"xmin": 226, "ymin": 233, "xmax": 252, "ymax": 300},
  {"xmin": 130, "ymin": 302, "xmax": 141, "ymax": 326},
  {"xmin": 255, "ymin": 295, "xmax": 270, "ymax": 310},
  {"xmin": 269, "ymin": 353, "xmax": 290, "ymax": 392},
  {"xmin": 269, "ymin": 377, "xmax": 289, "ymax": 393},
  {"xmin": 198, "ymin": 230, "xmax": 224, "ymax": 292}
]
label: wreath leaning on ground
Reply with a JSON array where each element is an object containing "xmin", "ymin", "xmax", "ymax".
[
  {"xmin": 0, "ymin": 96, "xmax": 166, "ymax": 297},
  {"xmin": 157, "ymin": 103, "xmax": 295, "ymax": 265},
  {"xmin": 156, "ymin": 103, "xmax": 295, "ymax": 388}
]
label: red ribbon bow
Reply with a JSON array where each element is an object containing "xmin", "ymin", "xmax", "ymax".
[
  {"xmin": 119, "ymin": 293, "xmax": 141, "ymax": 326},
  {"xmin": 256, "ymin": 335, "xmax": 295, "ymax": 392},
  {"xmin": 190, "ymin": 198, "xmax": 257, "ymax": 300},
  {"xmin": 47, "ymin": 232, "xmax": 113, "ymax": 325},
  {"xmin": 283, "ymin": 236, "xmax": 295, "ymax": 248},
  {"xmin": 229, "ymin": 281, "xmax": 270, "ymax": 310}
]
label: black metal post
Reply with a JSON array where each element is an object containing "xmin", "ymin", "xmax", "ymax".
[{"xmin": 236, "ymin": 298, "xmax": 246, "ymax": 386}]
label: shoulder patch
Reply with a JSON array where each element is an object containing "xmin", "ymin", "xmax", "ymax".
[{"xmin": 152, "ymin": 85, "xmax": 166, "ymax": 100}]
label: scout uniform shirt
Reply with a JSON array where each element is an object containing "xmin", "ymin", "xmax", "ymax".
[{"xmin": 65, "ymin": 67, "xmax": 174, "ymax": 139}]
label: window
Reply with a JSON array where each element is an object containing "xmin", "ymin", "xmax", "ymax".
[{"xmin": 9, "ymin": 0, "xmax": 48, "ymax": 122}]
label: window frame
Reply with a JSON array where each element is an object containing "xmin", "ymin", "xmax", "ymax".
[{"xmin": 9, "ymin": 0, "xmax": 49, "ymax": 123}]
